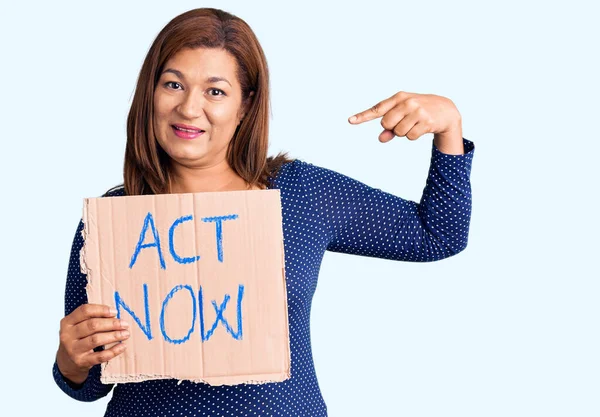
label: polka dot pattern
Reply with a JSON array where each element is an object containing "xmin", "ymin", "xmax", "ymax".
[{"xmin": 53, "ymin": 138, "xmax": 475, "ymax": 416}]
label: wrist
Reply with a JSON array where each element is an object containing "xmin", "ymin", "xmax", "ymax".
[{"xmin": 433, "ymin": 118, "xmax": 463, "ymax": 155}]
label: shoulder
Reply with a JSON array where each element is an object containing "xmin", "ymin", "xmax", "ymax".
[
  {"xmin": 282, "ymin": 159, "xmax": 358, "ymax": 188},
  {"xmin": 272, "ymin": 158, "xmax": 318, "ymax": 187},
  {"xmin": 100, "ymin": 184, "xmax": 126, "ymax": 197},
  {"xmin": 276, "ymin": 158, "xmax": 330, "ymax": 181}
]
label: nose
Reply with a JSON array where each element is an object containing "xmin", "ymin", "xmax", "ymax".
[{"xmin": 176, "ymin": 88, "xmax": 205, "ymax": 119}]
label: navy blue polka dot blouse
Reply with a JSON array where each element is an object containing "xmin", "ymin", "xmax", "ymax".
[{"xmin": 53, "ymin": 138, "xmax": 475, "ymax": 416}]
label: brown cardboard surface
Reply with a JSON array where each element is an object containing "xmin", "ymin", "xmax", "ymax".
[{"xmin": 80, "ymin": 190, "xmax": 290, "ymax": 385}]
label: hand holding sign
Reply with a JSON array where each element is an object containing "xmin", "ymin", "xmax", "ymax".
[
  {"xmin": 56, "ymin": 304, "xmax": 130, "ymax": 385},
  {"xmin": 348, "ymin": 91, "xmax": 462, "ymax": 143}
]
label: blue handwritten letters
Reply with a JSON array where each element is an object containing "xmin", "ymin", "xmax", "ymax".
[
  {"xmin": 115, "ymin": 283, "xmax": 245, "ymax": 344},
  {"xmin": 120, "ymin": 211, "xmax": 244, "ymax": 345},
  {"xmin": 129, "ymin": 213, "xmax": 239, "ymax": 269}
]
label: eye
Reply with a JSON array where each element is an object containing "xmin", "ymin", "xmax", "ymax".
[
  {"xmin": 164, "ymin": 81, "xmax": 182, "ymax": 90},
  {"xmin": 208, "ymin": 88, "xmax": 226, "ymax": 97},
  {"xmin": 162, "ymin": 82, "xmax": 226, "ymax": 97}
]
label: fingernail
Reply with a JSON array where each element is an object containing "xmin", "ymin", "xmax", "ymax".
[
  {"xmin": 122, "ymin": 330, "xmax": 130, "ymax": 338},
  {"xmin": 120, "ymin": 320, "xmax": 129, "ymax": 328},
  {"xmin": 109, "ymin": 307, "xmax": 118, "ymax": 316},
  {"xmin": 349, "ymin": 116, "xmax": 357, "ymax": 123}
]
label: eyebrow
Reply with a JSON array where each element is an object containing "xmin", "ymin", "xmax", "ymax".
[{"xmin": 161, "ymin": 68, "xmax": 232, "ymax": 87}]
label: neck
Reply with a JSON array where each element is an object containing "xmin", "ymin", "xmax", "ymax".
[{"xmin": 169, "ymin": 158, "xmax": 251, "ymax": 193}]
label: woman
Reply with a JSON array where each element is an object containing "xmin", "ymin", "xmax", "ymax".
[{"xmin": 53, "ymin": 7, "xmax": 475, "ymax": 416}]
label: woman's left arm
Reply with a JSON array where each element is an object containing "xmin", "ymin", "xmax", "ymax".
[{"xmin": 313, "ymin": 91, "xmax": 475, "ymax": 261}]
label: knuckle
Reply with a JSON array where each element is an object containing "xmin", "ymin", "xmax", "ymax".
[
  {"xmin": 370, "ymin": 103, "xmax": 380, "ymax": 114},
  {"xmin": 88, "ymin": 319, "xmax": 99, "ymax": 332},
  {"xmin": 73, "ymin": 356, "xmax": 85, "ymax": 368},
  {"xmin": 99, "ymin": 350, "xmax": 114, "ymax": 363},
  {"xmin": 405, "ymin": 98, "xmax": 417, "ymax": 109},
  {"xmin": 59, "ymin": 330, "xmax": 69, "ymax": 345},
  {"xmin": 90, "ymin": 334, "xmax": 101, "ymax": 347},
  {"xmin": 82, "ymin": 357, "xmax": 93, "ymax": 368},
  {"xmin": 81, "ymin": 304, "xmax": 92, "ymax": 317}
]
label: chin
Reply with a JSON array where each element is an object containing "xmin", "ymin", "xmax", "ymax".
[
  {"xmin": 169, "ymin": 149, "xmax": 210, "ymax": 165},
  {"xmin": 159, "ymin": 136, "xmax": 205, "ymax": 157}
]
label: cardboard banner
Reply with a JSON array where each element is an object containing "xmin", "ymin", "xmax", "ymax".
[{"xmin": 80, "ymin": 190, "xmax": 290, "ymax": 385}]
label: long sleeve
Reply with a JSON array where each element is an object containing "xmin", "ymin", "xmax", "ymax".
[
  {"xmin": 300, "ymin": 137, "xmax": 475, "ymax": 261},
  {"xmin": 52, "ymin": 219, "xmax": 115, "ymax": 402}
]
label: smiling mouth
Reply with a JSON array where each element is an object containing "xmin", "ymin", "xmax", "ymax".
[
  {"xmin": 171, "ymin": 125, "xmax": 205, "ymax": 139},
  {"xmin": 171, "ymin": 125, "xmax": 204, "ymax": 133}
]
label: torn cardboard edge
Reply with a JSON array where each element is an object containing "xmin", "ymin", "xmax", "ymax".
[{"xmin": 99, "ymin": 370, "xmax": 291, "ymax": 385}]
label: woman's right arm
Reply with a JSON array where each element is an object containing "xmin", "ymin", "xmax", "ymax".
[{"xmin": 52, "ymin": 219, "xmax": 129, "ymax": 402}]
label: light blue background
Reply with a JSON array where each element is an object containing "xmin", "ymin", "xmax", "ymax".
[{"xmin": 1, "ymin": 0, "xmax": 598, "ymax": 416}]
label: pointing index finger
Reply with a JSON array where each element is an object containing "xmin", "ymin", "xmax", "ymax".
[{"xmin": 348, "ymin": 94, "xmax": 398, "ymax": 124}]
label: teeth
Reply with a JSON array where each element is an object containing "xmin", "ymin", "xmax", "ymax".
[{"xmin": 174, "ymin": 126, "xmax": 201, "ymax": 133}]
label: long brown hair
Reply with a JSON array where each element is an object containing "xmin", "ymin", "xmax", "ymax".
[{"xmin": 120, "ymin": 8, "xmax": 293, "ymax": 196}]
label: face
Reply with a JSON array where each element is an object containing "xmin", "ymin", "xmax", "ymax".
[{"xmin": 153, "ymin": 47, "xmax": 250, "ymax": 168}]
